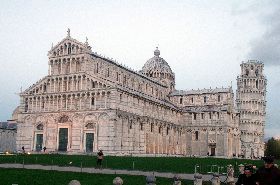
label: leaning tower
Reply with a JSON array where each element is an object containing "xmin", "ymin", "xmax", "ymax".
[{"xmin": 236, "ymin": 60, "xmax": 267, "ymax": 158}]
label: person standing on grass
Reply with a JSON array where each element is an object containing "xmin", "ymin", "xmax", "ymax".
[
  {"xmin": 22, "ymin": 146, "xmax": 25, "ymax": 154},
  {"xmin": 96, "ymin": 150, "xmax": 104, "ymax": 169},
  {"xmin": 43, "ymin": 146, "xmax": 46, "ymax": 152},
  {"xmin": 255, "ymin": 156, "xmax": 280, "ymax": 185}
]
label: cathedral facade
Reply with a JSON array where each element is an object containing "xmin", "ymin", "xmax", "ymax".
[{"xmin": 13, "ymin": 30, "xmax": 266, "ymax": 158}]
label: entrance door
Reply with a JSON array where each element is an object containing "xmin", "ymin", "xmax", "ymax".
[
  {"xmin": 58, "ymin": 128, "xmax": 68, "ymax": 152},
  {"xmin": 211, "ymin": 147, "xmax": 216, "ymax": 156},
  {"xmin": 86, "ymin": 133, "xmax": 94, "ymax": 153},
  {"xmin": 36, "ymin": 134, "xmax": 43, "ymax": 152}
]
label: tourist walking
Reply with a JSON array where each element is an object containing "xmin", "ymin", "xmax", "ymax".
[
  {"xmin": 96, "ymin": 150, "xmax": 104, "ymax": 169},
  {"xmin": 255, "ymin": 156, "xmax": 280, "ymax": 185}
]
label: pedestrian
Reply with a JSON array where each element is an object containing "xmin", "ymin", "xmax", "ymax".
[
  {"xmin": 22, "ymin": 146, "xmax": 25, "ymax": 154},
  {"xmin": 96, "ymin": 150, "xmax": 104, "ymax": 169},
  {"xmin": 235, "ymin": 164, "xmax": 256, "ymax": 185},
  {"xmin": 255, "ymin": 156, "xmax": 280, "ymax": 185},
  {"xmin": 43, "ymin": 146, "xmax": 47, "ymax": 152}
]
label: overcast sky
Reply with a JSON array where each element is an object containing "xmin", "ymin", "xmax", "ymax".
[{"xmin": 0, "ymin": 0, "xmax": 279, "ymax": 137}]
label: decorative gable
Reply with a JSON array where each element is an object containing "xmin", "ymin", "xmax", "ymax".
[{"xmin": 48, "ymin": 29, "xmax": 92, "ymax": 58}]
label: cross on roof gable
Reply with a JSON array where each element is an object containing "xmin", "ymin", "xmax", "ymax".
[{"xmin": 48, "ymin": 29, "xmax": 92, "ymax": 57}]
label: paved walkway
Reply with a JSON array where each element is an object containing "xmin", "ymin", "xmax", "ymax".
[{"xmin": 0, "ymin": 163, "xmax": 230, "ymax": 182}]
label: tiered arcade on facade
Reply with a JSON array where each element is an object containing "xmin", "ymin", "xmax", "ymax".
[
  {"xmin": 236, "ymin": 61, "xmax": 267, "ymax": 157},
  {"xmin": 12, "ymin": 30, "xmax": 266, "ymax": 158}
]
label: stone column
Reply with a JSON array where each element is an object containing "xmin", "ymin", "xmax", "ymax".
[
  {"xmin": 89, "ymin": 95, "xmax": 92, "ymax": 109},
  {"xmin": 193, "ymin": 173, "xmax": 202, "ymax": 185},
  {"xmin": 35, "ymin": 97, "xmax": 38, "ymax": 112},
  {"xmin": 105, "ymin": 92, "xmax": 107, "ymax": 109},
  {"xmin": 70, "ymin": 60, "xmax": 72, "ymax": 73},
  {"xmin": 66, "ymin": 78, "xmax": 69, "ymax": 91},
  {"xmin": 60, "ymin": 62, "xmax": 63, "ymax": 74},
  {"xmin": 60, "ymin": 96, "xmax": 62, "ymax": 110},
  {"xmin": 39, "ymin": 97, "xmax": 42, "ymax": 112},
  {"xmin": 55, "ymin": 96, "xmax": 58, "ymax": 110},
  {"xmin": 71, "ymin": 78, "xmax": 74, "ymax": 91},
  {"xmin": 54, "ymin": 79, "xmax": 56, "ymax": 92},
  {"xmin": 94, "ymin": 92, "xmax": 97, "ymax": 109},
  {"xmin": 81, "ymin": 77, "xmax": 83, "ymax": 90},
  {"xmin": 66, "ymin": 97, "xmax": 68, "ymax": 110},
  {"xmin": 79, "ymin": 97, "xmax": 82, "ymax": 110}
]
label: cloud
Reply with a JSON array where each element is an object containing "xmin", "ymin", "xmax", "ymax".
[{"xmin": 248, "ymin": 1, "xmax": 280, "ymax": 66}]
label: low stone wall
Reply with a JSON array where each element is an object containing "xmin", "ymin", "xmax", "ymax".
[{"xmin": 0, "ymin": 129, "xmax": 16, "ymax": 152}]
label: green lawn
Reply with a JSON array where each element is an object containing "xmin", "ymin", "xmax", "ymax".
[
  {"xmin": 0, "ymin": 168, "xmax": 195, "ymax": 185},
  {"xmin": 1, "ymin": 154, "xmax": 279, "ymax": 176}
]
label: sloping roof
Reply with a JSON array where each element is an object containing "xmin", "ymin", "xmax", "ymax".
[
  {"xmin": 0, "ymin": 122, "xmax": 8, "ymax": 129},
  {"xmin": 170, "ymin": 88, "xmax": 231, "ymax": 96},
  {"xmin": 0, "ymin": 122, "xmax": 17, "ymax": 130}
]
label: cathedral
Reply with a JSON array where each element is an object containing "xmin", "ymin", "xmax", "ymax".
[{"xmin": 12, "ymin": 30, "xmax": 266, "ymax": 158}]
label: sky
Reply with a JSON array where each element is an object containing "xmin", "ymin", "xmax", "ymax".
[{"xmin": 0, "ymin": 0, "xmax": 279, "ymax": 138}]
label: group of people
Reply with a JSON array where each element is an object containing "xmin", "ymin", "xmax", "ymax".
[
  {"xmin": 21, "ymin": 146, "xmax": 47, "ymax": 153},
  {"xmin": 236, "ymin": 156, "xmax": 280, "ymax": 185}
]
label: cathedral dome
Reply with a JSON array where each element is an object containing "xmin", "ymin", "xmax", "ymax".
[{"xmin": 142, "ymin": 47, "xmax": 174, "ymax": 76}]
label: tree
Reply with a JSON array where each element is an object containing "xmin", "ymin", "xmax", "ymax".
[{"xmin": 265, "ymin": 137, "xmax": 280, "ymax": 159}]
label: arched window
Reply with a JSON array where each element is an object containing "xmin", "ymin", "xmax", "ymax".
[
  {"xmin": 191, "ymin": 97, "xmax": 194, "ymax": 103},
  {"xmin": 85, "ymin": 123, "xmax": 94, "ymax": 129},
  {"xmin": 91, "ymin": 97, "xmax": 95, "ymax": 106},
  {"xmin": 245, "ymin": 69, "xmax": 249, "ymax": 76},
  {"xmin": 58, "ymin": 64, "xmax": 61, "ymax": 74},
  {"xmin": 201, "ymin": 113, "xmax": 204, "ymax": 119},
  {"xmin": 68, "ymin": 43, "xmax": 71, "ymax": 54},
  {"xmin": 204, "ymin": 96, "xmax": 207, "ymax": 103},
  {"xmin": 167, "ymin": 127, "xmax": 169, "ymax": 135},
  {"xmin": 209, "ymin": 113, "xmax": 212, "ymax": 119},
  {"xmin": 255, "ymin": 69, "xmax": 259, "ymax": 76},
  {"xmin": 218, "ymin": 95, "xmax": 221, "ymax": 102},
  {"xmin": 179, "ymin": 97, "xmax": 183, "ymax": 104},
  {"xmin": 96, "ymin": 63, "xmax": 99, "ymax": 73},
  {"xmin": 151, "ymin": 123, "xmax": 154, "ymax": 132},
  {"xmin": 193, "ymin": 113, "xmax": 197, "ymax": 120},
  {"xmin": 256, "ymin": 80, "xmax": 259, "ymax": 89},
  {"xmin": 43, "ymin": 84, "xmax": 47, "ymax": 92},
  {"xmin": 36, "ymin": 124, "xmax": 43, "ymax": 130},
  {"xmin": 195, "ymin": 131, "xmax": 199, "ymax": 141},
  {"xmin": 59, "ymin": 115, "xmax": 69, "ymax": 123},
  {"xmin": 140, "ymin": 123, "xmax": 143, "ymax": 131},
  {"xmin": 25, "ymin": 99, "xmax": 28, "ymax": 112}
]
